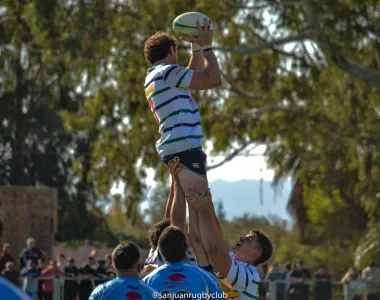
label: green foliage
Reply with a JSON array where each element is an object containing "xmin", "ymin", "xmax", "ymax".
[{"xmin": 2, "ymin": 0, "xmax": 380, "ymax": 268}]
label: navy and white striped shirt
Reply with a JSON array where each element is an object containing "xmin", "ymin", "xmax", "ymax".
[{"xmin": 144, "ymin": 63, "xmax": 202, "ymax": 157}]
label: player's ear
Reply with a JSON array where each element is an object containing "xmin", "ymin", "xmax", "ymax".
[{"xmin": 170, "ymin": 46, "xmax": 176, "ymax": 57}]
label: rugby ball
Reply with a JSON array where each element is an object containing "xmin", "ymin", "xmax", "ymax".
[{"xmin": 173, "ymin": 12, "xmax": 214, "ymax": 37}]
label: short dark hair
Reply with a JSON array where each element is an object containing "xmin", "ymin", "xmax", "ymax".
[
  {"xmin": 148, "ymin": 218, "xmax": 171, "ymax": 250},
  {"xmin": 144, "ymin": 32, "xmax": 178, "ymax": 65},
  {"xmin": 59, "ymin": 254, "xmax": 65, "ymax": 258},
  {"xmin": 158, "ymin": 226, "xmax": 187, "ymax": 263},
  {"xmin": 112, "ymin": 241, "xmax": 140, "ymax": 271},
  {"xmin": 249, "ymin": 229, "xmax": 273, "ymax": 266}
]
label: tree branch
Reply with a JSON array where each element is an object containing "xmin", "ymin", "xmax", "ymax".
[
  {"xmin": 180, "ymin": 33, "xmax": 311, "ymax": 54},
  {"xmin": 303, "ymin": 0, "xmax": 380, "ymax": 87},
  {"xmin": 207, "ymin": 141, "xmax": 255, "ymax": 171},
  {"xmin": 244, "ymin": 105, "xmax": 295, "ymax": 117},
  {"xmin": 221, "ymin": 71, "xmax": 263, "ymax": 100}
]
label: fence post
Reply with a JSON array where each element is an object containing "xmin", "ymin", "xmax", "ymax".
[
  {"xmin": 268, "ymin": 281, "xmax": 277, "ymax": 300},
  {"xmin": 53, "ymin": 277, "xmax": 61, "ymax": 300},
  {"xmin": 343, "ymin": 281, "xmax": 350, "ymax": 300}
]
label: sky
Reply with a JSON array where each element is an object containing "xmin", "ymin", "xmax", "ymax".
[{"xmin": 111, "ymin": 144, "xmax": 274, "ymax": 192}]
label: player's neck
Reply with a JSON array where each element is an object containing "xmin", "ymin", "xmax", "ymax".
[
  {"xmin": 117, "ymin": 270, "xmax": 139, "ymax": 277},
  {"xmin": 152, "ymin": 57, "xmax": 174, "ymax": 66}
]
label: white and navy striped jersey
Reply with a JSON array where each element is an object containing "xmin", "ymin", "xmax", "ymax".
[
  {"xmin": 145, "ymin": 248, "xmax": 198, "ymax": 268},
  {"xmin": 144, "ymin": 63, "xmax": 203, "ymax": 157},
  {"xmin": 224, "ymin": 258, "xmax": 261, "ymax": 300}
]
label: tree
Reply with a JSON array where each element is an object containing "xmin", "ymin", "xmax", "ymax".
[
  {"xmin": 144, "ymin": 185, "xmax": 170, "ymax": 226},
  {"xmin": 2, "ymin": 1, "xmax": 380, "ymax": 261}
]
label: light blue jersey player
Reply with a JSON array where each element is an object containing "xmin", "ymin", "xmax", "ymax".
[
  {"xmin": 89, "ymin": 241, "xmax": 158, "ymax": 300},
  {"xmin": 90, "ymin": 276, "xmax": 157, "ymax": 300},
  {"xmin": 143, "ymin": 226, "xmax": 224, "ymax": 299},
  {"xmin": 0, "ymin": 276, "xmax": 32, "ymax": 300}
]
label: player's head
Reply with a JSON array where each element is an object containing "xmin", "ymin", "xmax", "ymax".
[
  {"xmin": 144, "ymin": 32, "xmax": 178, "ymax": 66},
  {"xmin": 112, "ymin": 241, "xmax": 140, "ymax": 274},
  {"xmin": 148, "ymin": 218, "xmax": 171, "ymax": 250},
  {"xmin": 232, "ymin": 229, "xmax": 273, "ymax": 266},
  {"xmin": 158, "ymin": 225, "xmax": 188, "ymax": 263}
]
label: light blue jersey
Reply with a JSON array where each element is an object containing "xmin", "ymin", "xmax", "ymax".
[
  {"xmin": 0, "ymin": 276, "xmax": 31, "ymax": 300},
  {"xmin": 143, "ymin": 261, "xmax": 223, "ymax": 299},
  {"xmin": 89, "ymin": 276, "xmax": 158, "ymax": 300}
]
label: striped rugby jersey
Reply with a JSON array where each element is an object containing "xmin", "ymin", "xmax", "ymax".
[
  {"xmin": 144, "ymin": 247, "xmax": 198, "ymax": 268},
  {"xmin": 144, "ymin": 63, "xmax": 203, "ymax": 157},
  {"xmin": 224, "ymin": 258, "xmax": 261, "ymax": 300}
]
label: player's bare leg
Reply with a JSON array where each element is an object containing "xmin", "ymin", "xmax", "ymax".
[{"xmin": 177, "ymin": 164, "xmax": 209, "ymax": 197}]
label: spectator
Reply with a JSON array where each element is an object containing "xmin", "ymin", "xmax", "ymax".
[
  {"xmin": 342, "ymin": 267, "xmax": 363, "ymax": 300},
  {"xmin": 314, "ymin": 265, "xmax": 332, "ymax": 300},
  {"xmin": 2, "ymin": 261, "xmax": 21, "ymax": 287},
  {"xmin": 362, "ymin": 262, "xmax": 380, "ymax": 300},
  {"xmin": 21, "ymin": 259, "xmax": 41, "ymax": 300},
  {"xmin": 289, "ymin": 260, "xmax": 311, "ymax": 300},
  {"xmin": 284, "ymin": 263, "xmax": 293, "ymax": 295},
  {"xmin": 79, "ymin": 256, "xmax": 98, "ymax": 300},
  {"xmin": 20, "ymin": 237, "xmax": 43, "ymax": 269},
  {"xmin": 104, "ymin": 254, "xmax": 115, "ymax": 278},
  {"xmin": 0, "ymin": 243, "xmax": 15, "ymax": 273},
  {"xmin": 95, "ymin": 260, "xmax": 108, "ymax": 286},
  {"xmin": 57, "ymin": 254, "xmax": 67, "ymax": 272},
  {"xmin": 41, "ymin": 260, "xmax": 64, "ymax": 300},
  {"xmin": 57, "ymin": 253, "xmax": 67, "ymax": 298},
  {"xmin": 90, "ymin": 249, "xmax": 98, "ymax": 261},
  {"xmin": 266, "ymin": 262, "xmax": 285, "ymax": 300},
  {"xmin": 64, "ymin": 258, "xmax": 79, "ymax": 300}
]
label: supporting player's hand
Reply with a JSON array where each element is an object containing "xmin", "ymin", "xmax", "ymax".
[
  {"xmin": 168, "ymin": 161, "xmax": 182, "ymax": 182},
  {"xmin": 180, "ymin": 19, "xmax": 213, "ymax": 46},
  {"xmin": 185, "ymin": 189, "xmax": 211, "ymax": 211}
]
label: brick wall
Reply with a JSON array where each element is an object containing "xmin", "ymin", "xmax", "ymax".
[{"xmin": 0, "ymin": 186, "xmax": 57, "ymax": 263}]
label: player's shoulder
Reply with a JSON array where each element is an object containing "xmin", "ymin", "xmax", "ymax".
[
  {"xmin": 160, "ymin": 64, "xmax": 190, "ymax": 78},
  {"xmin": 89, "ymin": 277, "xmax": 124, "ymax": 299},
  {"xmin": 233, "ymin": 259, "xmax": 260, "ymax": 282},
  {"xmin": 143, "ymin": 263, "xmax": 167, "ymax": 282}
]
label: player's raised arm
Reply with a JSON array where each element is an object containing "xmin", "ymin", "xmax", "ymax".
[{"xmin": 182, "ymin": 19, "xmax": 221, "ymax": 90}]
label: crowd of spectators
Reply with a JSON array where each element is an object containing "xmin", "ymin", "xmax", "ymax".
[
  {"xmin": 0, "ymin": 238, "xmax": 116, "ymax": 300},
  {"xmin": 1, "ymin": 236, "xmax": 380, "ymax": 300},
  {"xmin": 257, "ymin": 260, "xmax": 380, "ymax": 300}
]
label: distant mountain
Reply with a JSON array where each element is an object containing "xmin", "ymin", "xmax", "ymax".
[{"xmin": 209, "ymin": 179, "xmax": 293, "ymax": 222}]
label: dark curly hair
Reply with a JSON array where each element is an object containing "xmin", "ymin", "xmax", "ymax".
[
  {"xmin": 144, "ymin": 32, "xmax": 178, "ymax": 65},
  {"xmin": 148, "ymin": 218, "xmax": 171, "ymax": 250},
  {"xmin": 112, "ymin": 241, "xmax": 140, "ymax": 271},
  {"xmin": 249, "ymin": 229, "xmax": 273, "ymax": 266}
]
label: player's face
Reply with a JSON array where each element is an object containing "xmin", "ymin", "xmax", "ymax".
[{"xmin": 233, "ymin": 233, "xmax": 261, "ymax": 262}]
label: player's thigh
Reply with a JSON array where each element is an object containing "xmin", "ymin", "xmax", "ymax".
[{"xmin": 178, "ymin": 168, "xmax": 208, "ymax": 195}]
